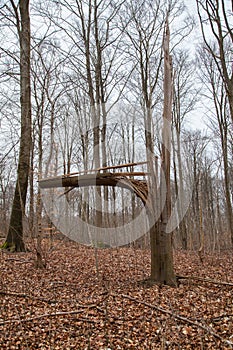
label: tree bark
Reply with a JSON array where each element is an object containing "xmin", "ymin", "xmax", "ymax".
[
  {"xmin": 3, "ymin": 0, "xmax": 31, "ymax": 252},
  {"xmin": 39, "ymin": 173, "xmax": 148, "ymax": 204},
  {"xmin": 149, "ymin": 19, "xmax": 176, "ymax": 286}
]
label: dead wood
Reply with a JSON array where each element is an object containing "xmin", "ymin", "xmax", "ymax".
[
  {"xmin": 0, "ymin": 312, "xmax": 99, "ymax": 326},
  {"xmin": 118, "ymin": 293, "xmax": 233, "ymax": 346},
  {"xmin": 62, "ymin": 161, "xmax": 149, "ymax": 177},
  {"xmin": 0, "ymin": 295, "xmax": 109, "ymax": 326},
  {"xmin": 39, "ymin": 172, "xmax": 149, "ymax": 205},
  {"xmin": 0, "ymin": 290, "xmax": 56, "ymax": 304},
  {"xmin": 176, "ymin": 275, "xmax": 233, "ymax": 286},
  {"xmin": 212, "ymin": 314, "xmax": 233, "ymax": 322}
]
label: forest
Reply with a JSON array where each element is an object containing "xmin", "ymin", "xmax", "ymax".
[{"xmin": 0, "ymin": 0, "xmax": 232, "ymax": 348}]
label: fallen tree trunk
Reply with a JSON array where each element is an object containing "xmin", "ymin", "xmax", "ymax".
[{"xmin": 39, "ymin": 173, "xmax": 149, "ymax": 205}]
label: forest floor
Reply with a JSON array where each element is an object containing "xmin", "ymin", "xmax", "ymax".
[{"xmin": 0, "ymin": 238, "xmax": 233, "ymax": 350}]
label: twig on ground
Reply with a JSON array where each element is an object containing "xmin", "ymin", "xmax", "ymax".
[
  {"xmin": 4, "ymin": 258, "xmax": 33, "ymax": 264},
  {"xmin": 177, "ymin": 275, "xmax": 233, "ymax": 287},
  {"xmin": 212, "ymin": 314, "xmax": 233, "ymax": 322},
  {"xmin": 0, "ymin": 290, "xmax": 57, "ymax": 304},
  {"xmin": 0, "ymin": 311, "xmax": 100, "ymax": 326},
  {"xmin": 117, "ymin": 293, "xmax": 233, "ymax": 347}
]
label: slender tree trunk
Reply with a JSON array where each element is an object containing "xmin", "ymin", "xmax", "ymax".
[
  {"xmin": 193, "ymin": 151, "xmax": 200, "ymax": 249},
  {"xmin": 3, "ymin": 0, "xmax": 31, "ymax": 252},
  {"xmin": 173, "ymin": 130, "xmax": 188, "ymax": 249},
  {"xmin": 29, "ymin": 132, "xmax": 34, "ymax": 236},
  {"xmin": 228, "ymin": 88, "xmax": 233, "ymax": 125},
  {"xmin": 222, "ymin": 139, "xmax": 233, "ymax": 245},
  {"xmin": 35, "ymin": 107, "xmax": 45, "ymax": 267},
  {"xmin": 102, "ymin": 103, "xmax": 109, "ymax": 227}
]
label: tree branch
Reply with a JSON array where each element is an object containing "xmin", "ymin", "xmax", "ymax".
[{"xmin": 119, "ymin": 293, "xmax": 233, "ymax": 346}]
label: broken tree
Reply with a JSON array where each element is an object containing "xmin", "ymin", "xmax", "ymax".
[{"xmin": 148, "ymin": 19, "xmax": 176, "ymax": 286}]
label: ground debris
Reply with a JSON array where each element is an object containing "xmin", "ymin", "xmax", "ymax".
[{"xmin": 0, "ymin": 239, "xmax": 232, "ymax": 349}]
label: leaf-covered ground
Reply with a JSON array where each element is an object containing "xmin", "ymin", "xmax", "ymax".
[{"xmin": 0, "ymin": 239, "xmax": 233, "ymax": 349}]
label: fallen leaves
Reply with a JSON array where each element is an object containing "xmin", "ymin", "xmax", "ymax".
[{"xmin": 0, "ymin": 239, "xmax": 233, "ymax": 349}]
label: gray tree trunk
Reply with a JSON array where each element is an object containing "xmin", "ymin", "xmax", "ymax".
[
  {"xmin": 4, "ymin": 0, "xmax": 31, "ymax": 252},
  {"xmin": 149, "ymin": 20, "xmax": 176, "ymax": 286}
]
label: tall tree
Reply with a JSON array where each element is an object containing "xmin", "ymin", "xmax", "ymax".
[
  {"xmin": 120, "ymin": 0, "xmax": 193, "ymax": 284},
  {"xmin": 44, "ymin": 0, "xmax": 122, "ymax": 216},
  {"xmin": 196, "ymin": 0, "xmax": 233, "ymax": 123},
  {"xmin": 183, "ymin": 130, "xmax": 209, "ymax": 250},
  {"xmin": 149, "ymin": 19, "xmax": 176, "ymax": 285},
  {"xmin": 172, "ymin": 49, "xmax": 199, "ymax": 249},
  {"xmin": 2, "ymin": 0, "xmax": 31, "ymax": 252},
  {"xmin": 198, "ymin": 45, "xmax": 233, "ymax": 245}
]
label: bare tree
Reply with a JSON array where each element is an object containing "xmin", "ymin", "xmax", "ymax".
[
  {"xmin": 183, "ymin": 130, "xmax": 210, "ymax": 250},
  {"xmin": 149, "ymin": 19, "xmax": 176, "ymax": 285},
  {"xmin": 2, "ymin": 0, "xmax": 31, "ymax": 252},
  {"xmin": 42, "ymin": 0, "xmax": 126, "ymax": 229},
  {"xmin": 31, "ymin": 39, "xmax": 67, "ymax": 263},
  {"xmin": 119, "ymin": 0, "xmax": 194, "ymax": 284},
  {"xmin": 172, "ymin": 49, "xmax": 199, "ymax": 249},
  {"xmin": 196, "ymin": 0, "xmax": 233, "ymax": 123},
  {"xmin": 0, "ymin": 160, "xmax": 14, "ymax": 235},
  {"xmin": 198, "ymin": 45, "xmax": 233, "ymax": 245}
]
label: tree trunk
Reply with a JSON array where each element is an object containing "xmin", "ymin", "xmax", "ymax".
[
  {"xmin": 222, "ymin": 137, "xmax": 233, "ymax": 246},
  {"xmin": 150, "ymin": 220, "xmax": 176, "ymax": 285},
  {"xmin": 150, "ymin": 19, "xmax": 176, "ymax": 286},
  {"xmin": 3, "ymin": 0, "xmax": 31, "ymax": 252},
  {"xmin": 173, "ymin": 130, "xmax": 188, "ymax": 249},
  {"xmin": 29, "ymin": 131, "xmax": 35, "ymax": 236}
]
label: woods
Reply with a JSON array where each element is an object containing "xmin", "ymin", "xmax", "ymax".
[
  {"xmin": 0, "ymin": 0, "xmax": 232, "ymax": 252},
  {"xmin": 0, "ymin": 0, "xmax": 233, "ymax": 348}
]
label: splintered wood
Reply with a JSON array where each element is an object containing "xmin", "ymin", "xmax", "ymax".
[{"xmin": 39, "ymin": 162, "xmax": 150, "ymax": 206}]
